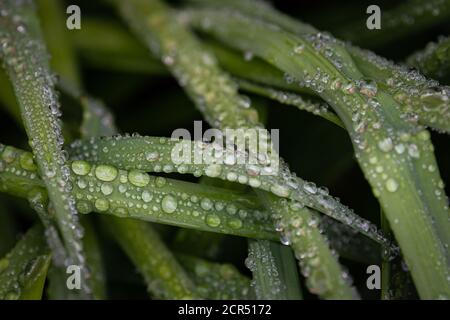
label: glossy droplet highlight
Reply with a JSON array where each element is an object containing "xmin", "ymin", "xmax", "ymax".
[
  {"xmin": 95, "ymin": 198, "xmax": 109, "ymax": 211},
  {"xmin": 71, "ymin": 160, "xmax": 91, "ymax": 176},
  {"xmin": 385, "ymin": 179, "xmax": 399, "ymax": 192},
  {"xmin": 206, "ymin": 214, "xmax": 221, "ymax": 227},
  {"xmin": 100, "ymin": 183, "xmax": 114, "ymax": 196},
  {"xmin": 95, "ymin": 164, "xmax": 118, "ymax": 181},
  {"xmin": 19, "ymin": 153, "xmax": 37, "ymax": 171},
  {"xmin": 128, "ymin": 170, "xmax": 150, "ymax": 187},
  {"xmin": 161, "ymin": 195, "xmax": 177, "ymax": 213}
]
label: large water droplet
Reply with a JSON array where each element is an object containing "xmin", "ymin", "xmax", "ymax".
[
  {"xmin": 95, "ymin": 164, "xmax": 118, "ymax": 181},
  {"xmin": 206, "ymin": 214, "xmax": 221, "ymax": 227},
  {"xmin": 378, "ymin": 138, "xmax": 393, "ymax": 152},
  {"xmin": 128, "ymin": 170, "xmax": 150, "ymax": 187},
  {"xmin": 161, "ymin": 195, "xmax": 178, "ymax": 213},
  {"xmin": 19, "ymin": 153, "xmax": 36, "ymax": 171},
  {"xmin": 94, "ymin": 198, "xmax": 109, "ymax": 211},
  {"xmin": 385, "ymin": 179, "xmax": 399, "ymax": 192}
]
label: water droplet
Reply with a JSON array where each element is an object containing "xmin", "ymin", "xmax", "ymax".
[
  {"xmin": 155, "ymin": 176, "xmax": 166, "ymax": 188},
  {"xmin": 100, "ymin": 183, "xmax": 114, "ymax": 195},
  {"xmin": 2, "ymin": 146, "xmax": 16, "ymax": 163},
  {"xmin": 206, "ymin": 214, "xmax": 221, "ymax": 227},
  {"xmin": 378, "ymin": 138, "xmax": 393, "ymax": 152},
  {"xmin": 294, "ymin": 44, "xmax": 305, "ymax": 54},
  {"xmin": 270, "ymin": 184, "xmax": 290, "ymax": 197},
  {"xmin": 280, "ymin": 234, "xmax": 291, "ymax": 245},
  {"xmin": 142, "ymin": 190, "xmax": 153, "ymax": 203},
  {"xmin": 228, "ymin": 218, "xmax": 242, "ymax": 229},
  {"xmin": 128, "ymin": 170, "xmax": 150, "ymax": 187},
  {"xmin": 226, "ymin": 172, "xmax": 237, "ymax": 181},
  {"xmin": 76, "ymin": 200, "xmax": 92, "ymax": 214},
  {"xmin": 145, "ymin": 151, "xmax": 159, "ymax": 162},
  {"xmin": 71, "ymin": 160, "xmax": 91, "ymax": 176},
  {"xmin": 95, "ymin": 198, "xmax": 109, "ymax": 211},
  {"xmin": 205, "ymin": 164, "xmax": 222, "ymax": 177},
  {"xmin": 95, "ymin": 164, "xmax": 118, "ymax": 181},
  {"xmin": 19, "ymin": 153, "xmax": 36, "ymax": 171},
  {"xmin": 408, "ymin": 144, "xmax": 420, "ymax": 158},
  {"xmin": 161, "ymin": 195, "xmax": 178, "ymax": 213},
  {"xmin": 249, "ymin": 178, "xmax": 261, "ymax": 187},
  {"xmin": 201, "ymin": 198, "xmax": 213, "ymax": 211},
  {"xmin": 114, "ymin": 207, "xmax": 128, "ymax": 216},
  {"xmin": 303, "ymin": 182, "xmax": 317, "ymax": 194},
  {"xmin": 394, "ymin": 144, "xmax": 405, "ymax": 154},
  {"xmin": 385, "ymin": 179, "xmax": 398, "ymax": 192}
]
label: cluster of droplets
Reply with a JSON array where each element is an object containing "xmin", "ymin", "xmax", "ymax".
[
  {"xmin": 121, "ymin": 2, "xmax": 260, "ymax": 130},
  {"xmin": 0, "ymin": 0, "xmax": 91, "ymax": 295},
  {"xmin": 69, "ymin": 159, "xmax": 272, "ymax": 237},
  {"xmin": 245, "ymin": 240, "xmax": 285, "ymax": 299},
  {"xmin": 182, "ymin": 256, "xmax": 252, "ymax": 299},
  {"xmin": 0, "ymin": 225, "xmax": 49, "ymax": 300},
  {"xmin": 407, "ymin": 36, "xmax": 450, "ymax": 79},
  {"xmin": 272, "ymin": 200, "xmax": 359, "ymax": 298},
  {"xmin": 264, "ymin": 85, "xmax": 333, "ymax": 117},
  {"xmin": 68, "ymin": 135, "xmax": 393, "ymax": 247},
  {"xmin": 350, "ymin": 46, "xmax": 450, "ymax": 133}
]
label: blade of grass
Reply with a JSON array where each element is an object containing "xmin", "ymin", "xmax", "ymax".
[
  {"xmin": 177, "ymin": 253, "xmax": 253, "ymax": 299},
  {"xmin": 334, "ymin": 0, "xmax": 450, "ymax": 48},
  {"xmin": 0, "ymin": 224, "xmax": 51, "ymax": 300},
  {"xmin": 104, "ymin": 216, "xmax": 197, "ymax": 299},
  {"xmin": 407, "ymin": 36, "xmax": 450, "ymax": 81},
  {"xmin": 184, "ymin": 6, "xmax": 450, "ymax": 298},
  {"xmin": 188, "ymin": 0, "xmax": 450, "ymax": 134},
  {"xmin": 0, "ymin": 143, "xmax": 379, "ymax": 264},
  {"xmin": 246, "ymin": 240, "xmax": 303, "ymax": 299},
  {"xmin": 68, "ymin": 136, "xmax": 390, "ymax": 247},
  {"xmin": 238, "ymin": 79, "xmax": 344, "ymax": 128},
  {"xmin": 259, "ymin": 193, "xmax": 359, "ymax": 299},
  {"xmin": 108, "ymin": 0, "xmax": 368, "ymax": 299},
  {"xmin": 0, "ymin": 0, "xmax": 91, "ymax": 296}
]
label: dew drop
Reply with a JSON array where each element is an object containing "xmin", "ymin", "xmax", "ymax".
[
  {"xmin": 270, "ymin": 184, "xmax": 290, "ymax": 198},
  {"xmin": 100, "ymin": 183, "xmax": 114, "ymax": 196},
  {"xmin": 385, "ymin": 179, "xmax": 399, "ymax": 192},
  {"xmin": 94, "ymin": 198, "xmax": 109, "ymax": 211},
  {"xmin": 161, "ymin": 195, "xmax": 178, "ymax": 213},
  {"xmin": 19, "ymin": 153, "xmax": 36, "ymax": 171},
  {"xmin": 303, "ymin": 182, "xmax": 317, "ymax": 194},
  {"xmin": 206, "ymin": 214, "xmax": 221, "ymax": 227},
  {"xmin": 128, "ymin": 170, "xmax": 150, "ymax": 187},
  {"xmin": 378, "ymin": 138, "xmax": 393, "ymax": 152},
  {"xmin": 2, "ymin": 146, "xmax": 16, "ymax": 163},
  {"xmin": 205, "ymin": 164, "xmax": 222, "ymax": 177},
  {"xmin": 201, "ymin": 198, "xmax": 213, "ymax": 211},
  {"xmin": 76, "ymin": 200, "xmax": 92, "ymax": 214},
  {"xmin": 408, "ymin": 144, "xmax": 420, "ymax": 158},
  {"xmin": 155, "ymin": 176, "xmax": 166, "ymax": 188},
  {"xmin": 228, "ymin": 218, "xmax": 242, "ymax": 229},
  {"xmin": 142, "ymin": 190, "xmax": 153, "ymax": 203},
  {"xmin": 95, "ymin": 164, "xmax": 118, "ymax": 181},
  {"xmin": 145, "ymin": 151, "xmax": 159, "ymax": 162}
]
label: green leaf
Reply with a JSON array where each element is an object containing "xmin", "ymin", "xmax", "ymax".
[{"xmin": 0, "ymin": 224, "xmax": 51, "ymax": 300}]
